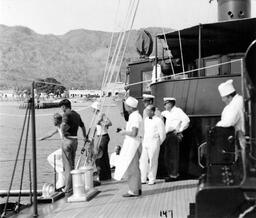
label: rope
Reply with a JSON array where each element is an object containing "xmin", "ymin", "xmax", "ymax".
[
  {"xmin": 178, "ymin": 30, "xmax": 185, "ymax": 73},
  {"xmin": 102, "ymin": 0, "xmax": 121, "ymax": 88},
  {"xmin": 115, "ymin": 0, "xmax": 138, "ymax": 83},
  {"xmin": 156, "ymin": 1, "xmax": 175, "ymax": 76},
  {"xmin": 17, "ymin": 107, "xmax": 31, "ymax": 207},
  {"xmin": 124, "ymin": 58, "xmax": 243, "ymax": 88},
  {"xmin": 2, "ymin": 104, "xmax": 29, "ymax": 217},
  {"xmin": 90, "ymin": 0, "xmax": 135, "ymax": 156},
  {"xmin": 77, "ymin": 0, "xmax": 141, "ymax": 167}
]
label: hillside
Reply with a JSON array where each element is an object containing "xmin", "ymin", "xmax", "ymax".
[{"xmin": 0, "ymin": 25, "xmax": 173, "ymax": 89}]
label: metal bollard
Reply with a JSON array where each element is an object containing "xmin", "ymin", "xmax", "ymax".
[
  {"xmin": 80, "ymin": 166, "xmax": 94, "ymax": 191},
  {"xmin": 70, "ymin": 169, "xmax": 86, "ymax": 197}
]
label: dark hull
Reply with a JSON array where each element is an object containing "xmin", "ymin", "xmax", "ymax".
[{"xmin": 150, "ymin": 74, "xmax": 241, "ymax": 115}]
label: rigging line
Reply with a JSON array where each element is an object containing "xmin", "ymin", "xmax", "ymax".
[
  {"xmin": 103, "ymin": 0, "xmax": 134, "ymax": 89},
  {"xmin": 161, "ymin": 30, "xmax": 175, "ymax": 75},
  {"xmin": 156, "ymin": 2, "xmax": 175, "ymax": 75},
  {"xmin": 18, "ymin": 107, "xmax": 31, "ymax": 206},
  {"xmin": 94, "ymin": 0, "xmax": 140, "ymax": 151},
  {"xmin": 102, "ymin": 31, "xmax": 123, "ymax": 89},
  {"xmin": 178, "ymin": 30, "xmax": 185, "ymax": 74},
  {"xmin": 102, "ymin": 31, "xmax": 115, "ymax": 89},
  {"xmin": 96, "ymin": 0, "xmax": 135, "ymax": 120},
  {"xmin": 114, "ymin": 0, "xmax": 138, "ymax": 83},
  {"xmin": 101, "ymin": 0, "xmax": 121, "ymax": 89},
  {"xmin": 0, "ymin": 158, "xmax": 45, "ymax": 163},
  {"xmin": 105, "ymin": 0, "xmax": 139, "ymax": 87},
  {"xmin": 125, "ymin": 58, "xmax": 243, "ymax": 88},
  {"xmin": 102, "ymin": 0, "xmax": 133, "ymax": 90},
  {"xmin": 2, "ymin": 104, "xmax": 29, "ymax": 216}
]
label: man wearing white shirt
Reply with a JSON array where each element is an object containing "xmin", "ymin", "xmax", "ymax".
[
  {"xmin": 140, "ymin": 105, "xmax": 166, "ymax": 185},
  {"xmin": 142, "ymin": 94, "xmax": 161, "ymax": 119},
  {"xmin": 216, "ymin": 79, "xmax": 244, "ymax": 134},
  {"xmin": 161, "ymin": 97, "xmax": 190, "ymax": 182},
  {"xmin": 114, "ymin": 96, "xmax": 143, "ymax": 197}
]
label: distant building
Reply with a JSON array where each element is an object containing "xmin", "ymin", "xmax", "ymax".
[
  {"xmin": 0, "ymin": 89, "xmax": 17, "ymax": 100},
  {"xmin": 68, "ymin": 89, "xmax": 103, "ymax": 98},
  {"xmin": 102, "ymin": 82, "xmax": 126, "ymax": 96}
]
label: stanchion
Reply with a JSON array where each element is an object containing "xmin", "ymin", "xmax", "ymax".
[{"xmin": 67, "ymin": 167, "xmax": 99, "ymax": 203}]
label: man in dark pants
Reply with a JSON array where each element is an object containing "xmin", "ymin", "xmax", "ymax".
[
  {"xmin": 161, "ymin": 97, "xmax": 190, "ymax": 182},
  {"xmin": 59, "ymin": 99, "xmax": 87, "ymax": 196}
]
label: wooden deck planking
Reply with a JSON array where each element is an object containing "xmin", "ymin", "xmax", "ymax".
[{"xmin": 12, "ymin": 179, "xmax": 197, "ymax": 218}]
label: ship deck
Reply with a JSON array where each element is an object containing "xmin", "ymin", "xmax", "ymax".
[{"xmin": 12, "ymin": 179, "xmax": 197, "ymax": 218}]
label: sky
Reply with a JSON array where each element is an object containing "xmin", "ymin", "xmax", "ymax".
[{"xmin": 0, "ymin": 0, "xmax": 256, "ymax": 35}]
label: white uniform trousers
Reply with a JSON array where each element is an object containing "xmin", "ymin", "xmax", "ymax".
[
  {"xmin": 47, "ymin": 148, "xmax": 65, "ymax": 189},
  {"xmin": 140, "ymin": 140, "xmax": 160, "ymax": 183}
]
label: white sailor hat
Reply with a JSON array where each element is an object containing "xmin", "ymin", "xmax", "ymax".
[
  {"xmin": 218, "ymin": 79, "xmax": 236, "ymax": 97},
  {"xmin": 91, "ymin": 101, "xmax": 101, "ymax": 110},
  {"xmin": 142, "ymin": 94, "xmax": 155, "ymax": 101},
  {"xmin": 163, "ymin": 97, "xmax": 176, "ymax": 102},
  {"xmin": 125, "ymin": 96, "xmax": 138, "ymax": 108}
]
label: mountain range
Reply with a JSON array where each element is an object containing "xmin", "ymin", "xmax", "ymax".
[{"xmin": 0, "ymin": 25, "xmax": 173, "ymax": 89}]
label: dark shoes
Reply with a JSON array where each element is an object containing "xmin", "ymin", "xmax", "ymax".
[{"xmin": 165, "ymin": 176, "xmax": 179, "ymax": 182}]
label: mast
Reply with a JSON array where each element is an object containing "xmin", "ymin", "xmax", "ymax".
[
  {"xmin": 154, "ymin": 36, "xmax": 158, "ymax": 82},
  {"xmin": 31, "ymin": 82, "xmax": 38, "ymax": 217}
]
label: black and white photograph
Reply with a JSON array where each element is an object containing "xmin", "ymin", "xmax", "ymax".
[{"xmin": 0, "ymin": 0, "xmax": 256, "ymax": 217}]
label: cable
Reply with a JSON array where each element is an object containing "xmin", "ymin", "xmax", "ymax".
[
  {"xmin": 125, "ymin": 58, "xmax": 242, "ymax": 88},
  {"xmin": 17, "ymin": 107, "xmax": 31, "ymax": 210},
  {"xmin": 2, "ymin": 104, "xmax": 29, "ymax": 217}
]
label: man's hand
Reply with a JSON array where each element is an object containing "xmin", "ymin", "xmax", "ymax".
[
  {"xmin": 84, "ymin": 136, "xmax": 89, "ymax": 142},
  {"xmin": 177, "ymin": 132, "xmax": 183, "ymax": 141},
  {"xmin": 119, "ymin": 129, "xmax": 126, "ymax": 136}
]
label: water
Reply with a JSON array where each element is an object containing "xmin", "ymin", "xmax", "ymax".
[{"xmin": 0, "ymin": 100, "xmax": 125, "ymax": 195}]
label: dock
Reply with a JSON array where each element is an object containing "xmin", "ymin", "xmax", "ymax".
[{"xmin": 11, "ymin": 179, "xmax": 197, "ymax": 218}]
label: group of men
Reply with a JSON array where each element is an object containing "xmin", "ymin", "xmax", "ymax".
[
  {"xmin": 42, "ymin": 78, "xmax": 244, "ymax": 199},
  {"xmin": 113, "ymin": 93, "xmax": 190, "ymax": 197},
  {"xmin": 114, "ymin": 79, "xmax": 244, "ymax": 197}
]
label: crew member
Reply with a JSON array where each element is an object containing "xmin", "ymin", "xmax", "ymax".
[
  {"xmin": 114, "ymin": 96, "xmax": 143, "ymax": 197},
  {"xmin": 91, "ymin": 101, "xmax": 112, "ymax": 181},
  {"xmin": 161, "ymin": 97, "xmax": 190, "ymax": 182},
  {"xmin": 142, "ymin": 94, "xmax": 161, "ymax": 118},
  {"xmin": 59, "ymin": 99, "xmax": 87, "ymax": 196},
  {"xmin": 39, "ymin": 113, "xmax": 65, "ymax": 189},
  {"xmin": 140, "ymin": 105, "xmax": 166, "ymax": 185},
  {"xmin": 216, "ymin": 79, "xmax": 244, "ymax": 134}
]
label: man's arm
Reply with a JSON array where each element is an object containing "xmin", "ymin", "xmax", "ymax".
[
  {"xmin": 79, "ymin": 116, "xmax": 87, "ymax": 139},
  {"xmin": 179, "ymin": 109, "xmax": 190, "ymax": 132},
  {"xmin": 120, "ymin": 127, "xmax": 138, "ymax": 137},
  {"xmin": 81, "ymin": 126, "xmax": 87, "ymax": 139},
  {"xmin": 39, "ymin": 129, "xmax": 58, "ymax": 140},
  {"xmin": 61, "ymin": 113, "xmax": 71, "ymax": 137},
  {"xmin": 157, "ymin": 119, "xmax": 166, "ymax": 144},
  {"xmin": 216, "ymin": 106, "xmax": 239, "ymax": 127}
]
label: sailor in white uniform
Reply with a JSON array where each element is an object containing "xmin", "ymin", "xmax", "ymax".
[
  {"xmin": 140, "ymin": 105, "xmax": 166, "ymax": 185},
  {"xmin": 161, "ymin": 97, "xmax": 190, "ymax": 182},
  {"xmin": 114, "ymin": 96, "xmax": 143, "ymax": 197},
  {"xmin": 216, "ymin": 79, "xmax": 244, "ymax": 134},
  {"xmin": 142, "ymin": 94, "xmax": 161, "ymax": 119}
]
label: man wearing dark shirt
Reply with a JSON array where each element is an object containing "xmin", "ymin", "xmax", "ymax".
[{"xmin": 59, "ymin": 99, "xmax": 87, "ymax": 196}]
